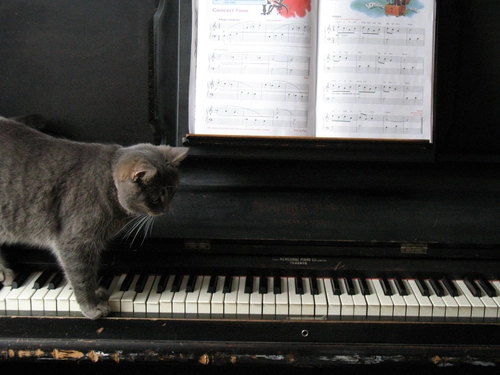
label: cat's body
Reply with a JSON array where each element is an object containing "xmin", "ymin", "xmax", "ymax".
[{"xmin": 0, "ymin": 116, "xmax": 188, "ymax": 319}]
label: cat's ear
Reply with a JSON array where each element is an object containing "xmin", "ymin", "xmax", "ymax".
[
  {"xmin": 117, "ymin": 161, "xmax": 157, "ymax": 183},
  {"xmin": 132, "ymin": 163, "xmax": 157, "ymax": 183},
  {"xmin": 162, "ymin": 146, "xmax": 189, "ymax": 167}
]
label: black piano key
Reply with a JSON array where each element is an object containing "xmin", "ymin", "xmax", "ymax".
[
  {"xmin": 11, "ymin": 271, "xmax": 31, "ymax": 289},
  {"xmin": 48, "ymin": 273, "xmax": 64, "ymax": 290},
  {"xmin": 331, "ymin": 278, "xmax": 341, "ymax": 295},
  {"xmin": 273, "ymin": 276, "xmax": 282, "ymax": 294},
  {"xmin": 156, "ymin": 275, "xmax": 170, "ymax": 293},
  {"xmin": 380, "ymin": 277, "xmax": 393, "ymax": 296},
  {"xmin": 244, "ymin": 276, "xmax": 254, "ymax": 294},
  {"xmin": 344, "ymin": 278, "xmax": 355, "ymax": 295},
  {"xmin": 429, "ymin": 277, "xmax": 444, "ymax": 297},
  {"xmin": 120, "ymin": 273, "xmax": 135, "ymax": 292},
  {"xmin": 33, "ymin": 270, "xmax": 53, "ymax": 289},
  {"xmin": 99, "ymin": 274, "xmax": 115, "ymax": 290},
  {"xmin": 441, "ymin": 276, "xmax": 458, "ymax": 297},
  {"xmin": 463, "ymin": 277, "xmax": 481, "ymax": 297},
  {"xmin": 393, "ymin": 276, "xmax": 408, "ymax": 296},
  {"xmin": 186, "ymin": 275, "xmax": 197, "ymax": 293},
  {"xmin": 223, "ymin": 276, "xmax": 233, "ymax": 294},
  {"xmin": 359, "ymin": 278, "xmax": 370, "ymax": 295},
  {"xmin": 171, "ymin": 275, "xmax": 183, "ymax": 293},
  {"xmin": 295, "ymin": 277, "xmax": 304, "ymax": 295},
  {"xmin": 207, "ymin": 275, "xmax": 218, "ymax": 294},
  {"xmin": 415, "ymin": 278, "xmax": 430, "ymax": 296},
  {"xmin": 310, "ymin": 277, "xmax": 320, "ymax": 295},
  {"xmin": 134, "ymin": 274, "xmax": 148, "ymax": 293},
  {"xmin": 259, "ymin": 276, "xmax": 268, "ymax": 294},
  {"xmin": 477, "ymin": 276, "xmax": 497, "ymax": 297}
]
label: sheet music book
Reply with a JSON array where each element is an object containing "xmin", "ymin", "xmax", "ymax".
[{"xmin": 189, "ymin": 0, "xmax": 435, "ymax": 141}]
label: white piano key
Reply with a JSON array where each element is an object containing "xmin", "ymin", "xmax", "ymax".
[
  {"xmin": 451, "ymin": 280, "xmax": 472, "ymax": 319},
  {"xmin": 387, "ymin": 279, "xmax": 406, "ymax": 318},
  {"xmin": 121, "ymin": 274, "xmax": 140, "ymax": 313},
  {"xmin": 249, "ymin": 277, "xmax": 263, "ymax": 315},
  {"xmin": 369, "ymin": 279, "xmax": 393, "ymax": 317},
  {"xmin": 351, "ymin": 279, "xmax": 367, "ymax": 317},
  {"xmin": 159, "ymin": 275, "xmax": 175, "ymax": 314},
  {"xmin": 407, "ymin": 279, "xmax": 433, "ymax": 318},
  {"xmin": 185, "ymin": 275, "xmax": 203, "ymax": 315},
  {"xmin": 6, "ymin": 273, "xmax": 40, "ymax": 313},
  {"xmin": 489, "ymin": 281, "xmax": 500, "ymax": 318},
  {"xmin": 275, "ymin": 277, "xmax": 289, "ymax": 316},
  {"xmin": 18, "ymin": 271, "xmax": 43, "ymax": 312},
  {"xmin": 31, "ymin": 273, "xmax": 57, "ymax": 314},
  {"xmin": 287, "ymin": 278, "xmax": 302, "ymax": 316},
  {"xmin": 312, "ymin": 277, "xmax": 328, "ymax": 317},
  {"xmin": 489, "ymin": 281, "xmax": 500, "ymax": 316},
  {"xmin": 455, "ymin": 280, "xmax": 484, "ymax": 319},
  {"xmin": 210, "ymin": 276, "xmax": 225, "ymax": 315},
  {"xmin": 301, "ymin": 277, "xmax": 315, "ymax": 317},
  {"xmin": 172, "ymin": 275, "xmax": 190, "ymax": 314},
  {"xmin": 0, "ymin": 284, "xmax": 12, "ymax": 313},
  {"xmin": 44, "ymin": 279, "xmax": 68, "ymax": 314},
  {"xmin": 423, "ymin": 279, "xmax": 446, "ymax": 319},
  {"xmin": 323, "ymin": 278, "xmax": 341, "ymax": 317},
  {"xmin": 473, "ymin": 280, "xmax": 499, "ymax": 319},
  {"xmin": 224, "ymin": 277, "xmax": 239, "ymax": 316},
  {"xmin": 401, "ymin": 279, "xmax": 420, "ymax": 318},
  {"xmin": 364, "ymin": 278, "xmax": 381, "ymax": 318},
  {"xmin": 236, "ymin": 277, "xmax": 250, "ymax": 316},
  {"xmin": 197, "ymin": 276, "xmax": 213, "ymax": 315},
  {"xmin": 108, "ymin": 274, "xmax": 127, "ymax": 312},
  {"xmin": 438, "ymin": 279, "xmax": 459, "ymax": 319},
  {"xmin": 69, "ymin": 288, "xmax": 80, "ymax": 314},
  {"xmin": 338, "ymin": 278, "xmax": 354, "ymax": 318},
  {"xmin": 133, "ymin": 275, "xmax": 156, "ymax": 314},
  {"xmin": 262, "ymin": 277, "xmax": 276, "ymax": 316},
  {"xmin": 56, "ymin": 282, "xmax": 74, "ymax": 314},
  {"xmin": 146, "ymin": 276, "xmax": 162, "ymax": 314}
]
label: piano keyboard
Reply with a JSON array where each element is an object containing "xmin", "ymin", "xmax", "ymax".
[{"xmin": 1, "ymin": 271, "xmax": 500, "ymax": 321}]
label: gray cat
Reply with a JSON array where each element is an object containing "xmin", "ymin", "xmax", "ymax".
[{"xmin": 0, "ymin": 115, "xmax": 188, "ymax": 319}]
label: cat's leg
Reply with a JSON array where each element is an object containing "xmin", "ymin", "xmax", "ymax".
[
  {"xmin": 0, "ymin": 248, "xmax": 14, "ymax": 286},
  {"xmin": 54, "ymin": 243, "xmax": 111, "ymax": 320}
]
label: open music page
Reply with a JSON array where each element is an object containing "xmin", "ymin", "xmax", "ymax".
[
  {"xmin": 190, "ymin": 0, "xmax": 318, "ymax": 137},
  {"xmin": 315, "ymin": 0, "xmax": 435, "ymax": 140},
  {"xmin": 190, "ymin": 0, "xmax": 435, "ymax": 141}
]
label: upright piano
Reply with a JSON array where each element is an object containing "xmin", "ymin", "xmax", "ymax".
[{"xmin": 0, "ymin": 0, "xmax": 500, "ymax": 369}]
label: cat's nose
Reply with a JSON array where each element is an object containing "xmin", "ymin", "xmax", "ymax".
[{"xmin": 149, "ymin": 205, "xmax": 169, "ymax": 216}]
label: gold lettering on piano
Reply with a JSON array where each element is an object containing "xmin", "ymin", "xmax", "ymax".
[{"xmin": 272, "ymin": 257, "xmax": 327, "ymax": 266}]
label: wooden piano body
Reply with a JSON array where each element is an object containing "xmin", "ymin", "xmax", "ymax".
[{"xmin": 0, "ymin": 0, "xmax": 500, "ymax": 370}]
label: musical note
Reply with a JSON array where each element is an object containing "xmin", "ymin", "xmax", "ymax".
[
  {"xmin": 323, "ymin": 53, "xmax": 424, "ymax": 76},
  {"xmin": 322, "ymin": 111, "xmax": 423, "ymax": 135},
  {"xmin": 205, "ymin": 106, "xmax": 308, "ymax": 129},
  {"xmin": 208, "ymin": 52, "xmax": 310, "ymax": 76},
  {"xmin": 209, "ymin": 21, "xmax": 311, "ymax": 46},
  {"xmin": 325, "ymin": 23, "xmax": 425, "ymax": 47},
  {"xmin": 323, "ymin": 83, "xmax": 423, "ymax": 106}
]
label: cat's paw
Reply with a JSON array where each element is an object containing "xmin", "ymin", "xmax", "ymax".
[
  {"xmin": 95, "ymin": 286, "xmax": 110, "ymax": 302},
  {"xmin": 80, "ymin": 301, "xmax": 111, "ymax": 320},
  {"xmin": 0, "ymin": 267, "xmax": 14, "ymax": 286}
]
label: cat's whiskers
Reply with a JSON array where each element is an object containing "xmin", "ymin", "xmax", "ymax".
[{"xmin": 121, "ymin": 214, "xmax": 156, "ymax": 248}]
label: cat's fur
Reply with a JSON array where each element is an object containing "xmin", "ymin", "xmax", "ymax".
[{"xmin": 0, "ymin": 115, "xmax": 188, "ymax": 319}]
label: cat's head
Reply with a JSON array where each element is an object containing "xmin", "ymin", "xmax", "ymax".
[{"xmin": 113, "ymin": 144, "xmax": 189, "ymax": 216}]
